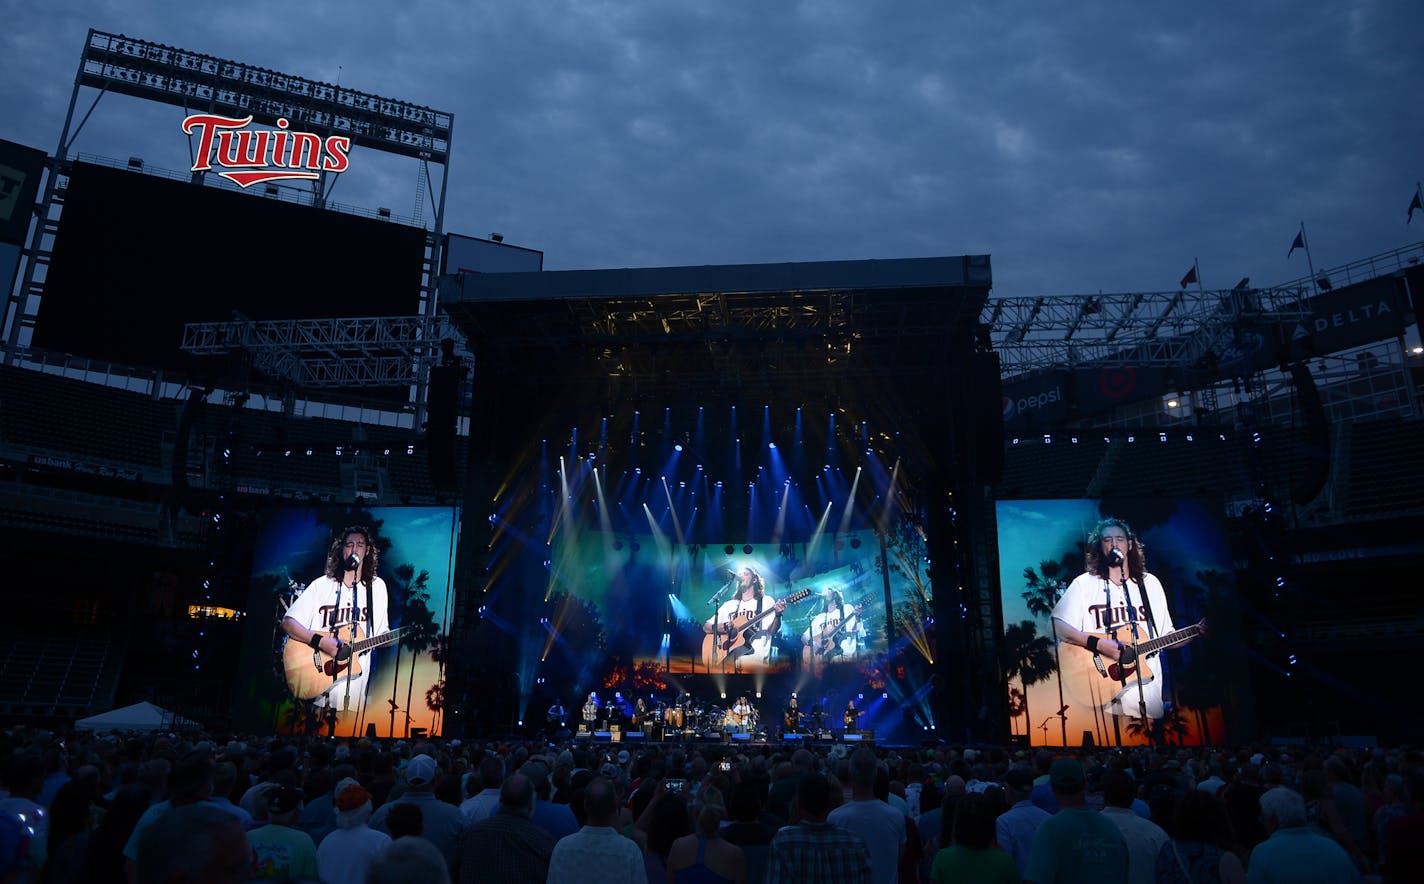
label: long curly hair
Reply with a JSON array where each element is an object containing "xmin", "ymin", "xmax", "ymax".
[
  {"xmin": 1085, "ymin": 517, "xmax": 1146, "ymax": 584},
  {"xmin": 324, "ymin": 525, "xmax": 378, "ymax": 587},
  {"xmin": 822, "ymin": 587, "xmax": 845, "ymax": 616},
  {"xmin": 738, "ymin": 566, "xmax": 764, "ymax": 600}
]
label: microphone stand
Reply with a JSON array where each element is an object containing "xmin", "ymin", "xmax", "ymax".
[
  {"xmin": 706, "ymin": 577, "xmax": 735, "ymax": 670},
  {"xmin": 1122, "ymin": 577, "xmax": 1152, "ymax": 744}
]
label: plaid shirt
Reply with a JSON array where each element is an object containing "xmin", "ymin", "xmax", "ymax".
[{"xmin": 766, "ymin": 820, "xmax": 873, "ymax": 884}]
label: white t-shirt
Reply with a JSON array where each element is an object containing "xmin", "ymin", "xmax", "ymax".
[
  {"xmin": 804, "ymin": 603, "xmax": 866, "ymax": 658},
  {"xmin": 285, "ymin": 574, "xmax": 390, "ymax": 705},
  {"xmin": 1053, "ymin": 570, "xmax": 1175, "ymax": 718},
  {"xmin": 707, "ymin": 594, "xmax": 778, "ymax": 659}
]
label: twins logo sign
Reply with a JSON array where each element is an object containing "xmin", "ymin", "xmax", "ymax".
[{"xmin": 183, "ymin": 114, "xmax": 351, "ymax": 188}]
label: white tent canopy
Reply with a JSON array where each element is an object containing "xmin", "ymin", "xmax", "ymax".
[{"xmin": 74, "ymin": 701, "xmax": 199, "ymax": 733}]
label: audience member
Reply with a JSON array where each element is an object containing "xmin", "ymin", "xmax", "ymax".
[
  {"xmin": 368, "ymin": 835, "xmax": 451, "ymax": 884},
  {"xmin": 826, "ymin": 748, "xmax": 905, "ymax": 884},
  {"xmin": 369, "ymin": 754, "xmax": 463, "ymax": 871},
  {"xmin": 547, "ymin": 775, "xmax": 643, "ymax": 884},
  {"xmin": 766, "ymin": 772, "xmax": 872, "ymax": 884},
  {"xmin": 995, "ymin": 767, "xmax": 1049, "ymax": 878},
  {"xmin": 1100, "ymin": 769, "xmax": 1169, "ymax": 884},
  {"xmin": 458, "ymin": 773, "xmax": 555, "ymax": 884},
  {"xmin": 930, "ymin": 791, "xmax": 1017, "ymax": 883},
  {"xmin": 316, "ymin": 779, "xmax": 391, "ymax": 884},
  {"xmin": 1023, "ymin": 757, "xmax": 1127, "ymax": 884},
  {"xmin": 1247, "ymin": 786, "xmax": 1360, "ymax": 884}
]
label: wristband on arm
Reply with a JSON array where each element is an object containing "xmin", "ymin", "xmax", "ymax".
[
  {"xmin": 309, "ymin": 633, "xmax": 323, "ymax": 650},
  {"xmin": 1085, "ymin": 635, "xmax": 1100, "ymax": 654}
]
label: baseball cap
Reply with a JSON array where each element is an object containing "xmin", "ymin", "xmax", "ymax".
[
  {"xmin": 266, "ymin": 786, "xmax": 304, "ymax": 815},
  {"xmin": 406, "ymin": 754, "xmax": 438, "ymax": 787},
  {"xmin": 617, "ymin": 750, "xmax": 630, "ymax": 765},
  {"xmin": 335, "ymin": 782, "xmax": 372, "ymax": 812},
  {"xmin": 1050, "ymin": 757, "xmax": 1085, "ymax": 790}
]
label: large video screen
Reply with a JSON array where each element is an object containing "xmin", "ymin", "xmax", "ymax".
[
  {"xmin": 234, "ymin": 505, "xmax": 458, "ymax": 738},
  {"xmin": 997, "ymin": 498, "xmax": 1247, "ymax": 747},
  {"xmin": 35, "ymin": 162, "xmax": 425, "ymax": 373},
  {"xmin": 533, "ymin": 524, "xmax": 932, "ymax": 734}
]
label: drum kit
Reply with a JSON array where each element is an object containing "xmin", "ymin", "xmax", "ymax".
[{"xmin": 643, "ymin": 698, "xmax": 762, "ymax": 738}]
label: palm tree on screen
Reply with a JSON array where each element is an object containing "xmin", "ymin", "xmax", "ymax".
[{"xmin": 1001, "ymin": 619, "xmax": 1057, "ymax": 744}]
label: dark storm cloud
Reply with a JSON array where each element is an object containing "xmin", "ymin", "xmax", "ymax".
[{"xmin": 1, "ymin": 0, "xmax": 1419, "ymax": 297}]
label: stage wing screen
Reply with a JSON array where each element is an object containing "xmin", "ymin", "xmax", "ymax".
[
  {"xmin": 35, "ymin": 162, "xmax": 425, "ymax": 371},
  {"xmin": 996, "ymin": 498, "xmax": 1248, "ymax": 747},
  {"xmin": 234, "ymin": 505, "xmax": 458, "ymax": 738}
]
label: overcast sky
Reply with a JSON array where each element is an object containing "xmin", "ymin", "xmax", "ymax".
[{"xmin": 2, "ymin": 1, "xmax": 1421, "ymax": 298}]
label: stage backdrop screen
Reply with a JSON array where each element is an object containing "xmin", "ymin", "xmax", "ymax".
[
  {"xmin": 234, "ymin": 505, "xmax": 458, "ymax": 738},
  {"xmin": 535, "ymin": 525, "xmax": 933, "ymax": 733},
  {"xmin": 35, "ymin": 162, "xmax": 425, "ymax": 373},
  {"xmin": 997, "ymin": 498, "xmax": 1247, "ymax": 747}
]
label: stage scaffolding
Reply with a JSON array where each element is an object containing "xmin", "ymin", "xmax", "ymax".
[{"xmin": 4, "ymin": 29, "xmax": 457, "ymax": 409}]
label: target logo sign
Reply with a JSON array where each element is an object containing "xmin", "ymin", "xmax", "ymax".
[{"xmin": 1098, "ymin": 367, "xmax": 1138, "ymax": 400}]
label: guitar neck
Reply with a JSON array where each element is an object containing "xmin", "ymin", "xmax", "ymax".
[
  {"xmin": 1133, "ymin": 623, "xmax": 1203, "ymax": 656},
  {"xmin": 349, "ymin": 627, "xmax": 405, "ymax": 654}
]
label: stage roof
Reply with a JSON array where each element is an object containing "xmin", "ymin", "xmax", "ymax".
[{"xmin": 437, "ymin": 255, "xmax": 992, "ymax": 395}]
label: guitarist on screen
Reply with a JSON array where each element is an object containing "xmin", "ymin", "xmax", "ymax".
[
  {"xmin": 802, "ymin": 587, "xmax": 865, "ymax": 669},
  {"xmin": 703, "ymin": 565, "xmax": 787, "ymax": 671},
  {"xmin": 1052, "ymin": 517, "xmax": 1184, "ymax": 730},
  {"xmin": 281, "ymin": 526, "xmax": 391, "ymax": 728}
]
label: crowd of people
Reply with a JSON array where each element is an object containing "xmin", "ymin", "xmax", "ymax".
[{"xmin": 0, "ymin": 723, "xmax": 1420, "ymax": 883}]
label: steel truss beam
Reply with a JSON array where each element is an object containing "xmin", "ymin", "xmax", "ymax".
[
  {"xmin": 181, "ymin": 316, "xmax": 467, "ymax": 389},
  {"xmin": 80, "ymin": 30, "xmax": 452, "ymax": 163},
  {"xmin": 984, "ymin": 286, "xmax": 1315, "ymax": 378}
]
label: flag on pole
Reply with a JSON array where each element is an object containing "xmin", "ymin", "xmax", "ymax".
[
  {"xmin": 1179, "ymin": 266, "xmax": 1197, "ymax": 289},
  {"xmin": 1409, "ymin": 189, "xmax": 1423, "ymax": 224},
  {"xmin": 1288, "ymin": 231, "xmax": 1305, "ymax": 258}
]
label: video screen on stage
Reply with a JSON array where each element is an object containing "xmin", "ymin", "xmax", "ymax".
[
  {"xmin": 996, "ymin": 498, "xmax": 1247, "ymax": 747},
  {"xmin": 528, "ymin": 520, "xmax": 933, "ymax": 739},
  {"xmin": 233, "ymin": 505, "xmax": 459, "ymax": 738}
]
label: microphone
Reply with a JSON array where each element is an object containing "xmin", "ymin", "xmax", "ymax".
[
  {"xmin": 346, "ymin": 552, "xmax": 362, "ymax": 572},
  {"xmin": 1107, "ymin": 548, "xmax": 1124, "ymax": 567}
]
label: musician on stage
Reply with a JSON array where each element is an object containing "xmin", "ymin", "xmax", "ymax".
[
  {"xmin": 843, "ymin": 699, "xmax": 859, "ymax": 732},
  {"xmin": 802, "ymin": 587, "xmax": 865, "ymax": 664},
  {"xmin": 703, "ymin": 565, "xmax": 787, "ymax": 670},
  {"xmin": 633, "ymin": 697, "xmax": 648, "ymax": 726},
  {"xmin": 730, "ymin": 695, "xmax": 753, "ymax": 733},
  {"xmin": 281, "ymin": 526, "xmax": 390, "ymax": 731},
  {"xmin": 783, "ymin": 696, "xmax": 803, "ymax": 735},
  {"xmin": 547, "ymin": 698, "xmax": 568, "ymax": 729},
  {"xmin": 1052, "ymin": 517, "xmax": 1177, "ymax": 724},
  {"xmin": 582, "ymin": 692, "xmax": 599, "ymax": 728}
]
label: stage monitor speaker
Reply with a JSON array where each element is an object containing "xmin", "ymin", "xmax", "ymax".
[
  {"xmin": 593, "ymin": 731, "xmax": 613, "ymax": 740},
  {"xmin": 625, "ymin": 731, "xmax": 646, "ymax": 741},
  {"xmin": 859, "ymin": 730, "xmax": 875, "ymax": 741},
  {"xmin": 843, "ymin": 732, "xmax": 863, "ymax": 742},
  {"xmin": 731, "ymin": 732, "xmax": 751, "ymax": 741},
  {"xmin": 783, "ymin": 733, "xmax": 804, "ymax": 741},
  {"xmin": 409, "ymin": 727, "xmax": 427, "ymax": 739}
]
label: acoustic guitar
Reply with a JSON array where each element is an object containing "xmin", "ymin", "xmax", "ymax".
[
  {"xmin": 1059, "ymin": 618, "xmax": 1206, "ymax": 707},
  {"xmin": 702, "ymin": 588, "xmax": 813, "ymax": 665},
  {"xmin": 283, "ymin": 623, "xmax": 408, "ymax": 701}
]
